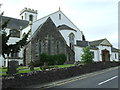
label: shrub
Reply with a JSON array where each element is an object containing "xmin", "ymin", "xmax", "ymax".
[
  {"xmin": 81, "ymin": 46, "xmax": 94, "ymax": 64},
  {"xmin": 112, "ymin": 60, "xmax": 116, "ymax": 62},
  {"xmin": 40, "ymin": 53, "xmax": 67, "ymax": 66},
  {"xmin": 56, "ymin": 54, "xmax": 67, "ymax": 65},
  {"xmin": 47, "ymin": 55, "xmax": 55, "ymax": 65},
  {"xmin": 33, "ymin": 60, "xmax": 43, "ymax": 67},
  {"xmin": 40, "ymin": 53, "xmax": 48, "ymax": 63}
]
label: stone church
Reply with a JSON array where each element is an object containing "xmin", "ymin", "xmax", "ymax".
[
  {"xmin": 0, "ymin": 7, "xmax": 119, "ymax": 67},
  {"xmin": 24, "ymin": 17, "xmax": 75, "ymax": 65}
]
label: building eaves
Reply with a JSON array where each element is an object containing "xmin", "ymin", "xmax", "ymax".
[{"xmin": 57, "ymin": 24, "xmax": 77, "ymax": 32}]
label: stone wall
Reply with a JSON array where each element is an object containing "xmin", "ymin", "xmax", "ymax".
[
  {"xmin": 65, "ymin": 45, "xmax": 75, "ymax": 64},
  {"xmin": 2, "ymin": 62, "xmax": 119, "ymax": 88},
  {"xmin": 23, "ymin": 42, "xmax": 32, "ymax": 65},
  {"xmin": 31, "ymin": 35, "xmax": 67, "ymax": 62}
]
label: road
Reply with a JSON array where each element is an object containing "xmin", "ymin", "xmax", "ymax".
[{"xmin": 26, "ymin": 66, "xmax": 119, "ymax": 89}]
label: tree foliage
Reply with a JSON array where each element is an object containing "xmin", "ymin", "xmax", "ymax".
[
  {"xmin": 1, "ymin": 18, "xmax": 30, "ymax": 58},
  {"xmin": 81, "ymin": 46, "xmax": 93, "ymax": 64},
  {"xmin": 2, "ymin": 19, "xmax": 10, "ymax": 30}
]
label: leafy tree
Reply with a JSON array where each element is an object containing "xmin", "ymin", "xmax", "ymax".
[
  {"xmin": 81, "ymin": 46, "xmax": 93, "ymax": 64},
  {"xmin": 1, "ymin": 18, "xmax": 30, "ymax": 58}
]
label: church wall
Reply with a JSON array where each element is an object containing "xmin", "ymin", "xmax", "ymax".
[
  {"xmin": 111, "ymin": 52, "xmax": 119, "ymax": 61},
  {"xmin": 32, "ymin": 11, "xmax": 82, "ymax": 43},
  {"xmin": 74, "ymin": 46, "xmax": 99, "ymax": 62},
  {"xmin": 21, "ymin": 26, "xmax": 30, "ymax": 37},
  {"xmin": 97, "ymin": 45, "xmax": 112, "ymax": 61},
  {"xmin": 30, "ymin": 35, "xmax": 67, "ymax": 62},
  {"xmin": 90, "ymin": 49, "xmax": 99, "ymax": 62},
  {"xmin": 74, "ymin": 46, "xmax": 83, "ymax": 61},
  {"xmin": 66, "ymin": 45, "xmax": 75, "ymax": 63},
  {"xmin": 59, "ymin": 30, "xmax": 76, "ymax": 46},
  {"xmin": 25, "ymin": 42, "xmax": 32, "ymax": 65}
]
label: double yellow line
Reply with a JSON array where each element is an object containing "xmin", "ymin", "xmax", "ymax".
[{"xmin": 40, "ymin": 66, "xmax": 118, "ymax": 89}]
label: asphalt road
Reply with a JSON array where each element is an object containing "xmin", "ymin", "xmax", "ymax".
[
  {"xmin": 49, "ymin": 67, "xmax": 118, "ymax": 89},
  {"xmin": 26, "ymin": 66, "xmax": 119, "ymax": 90}
]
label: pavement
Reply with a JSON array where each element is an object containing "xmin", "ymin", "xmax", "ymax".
[{"xmin": 25, "ymin": 66, "xmax": 120, "ymax": 89}]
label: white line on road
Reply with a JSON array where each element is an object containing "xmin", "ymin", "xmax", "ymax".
[{"xmin": 98, "ymin": 76, "xmax": 118, "ymax": 85}]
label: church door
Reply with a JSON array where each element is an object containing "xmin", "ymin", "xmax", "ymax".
[{"xmin": 102, "ymin": 49, "xmax": 110, "ymax": 62}]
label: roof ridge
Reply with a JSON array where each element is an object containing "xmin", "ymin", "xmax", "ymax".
[
  {"xmin": 2, "ymin": 16, "xmax": 28, "ymax": 22},
  {"xmin": 33, "ymin": 10, "xmax": 60, "ymax": 23},
  {"xmin": 89, "ymin": 38, "xmax": 105, "ymax": 42}
]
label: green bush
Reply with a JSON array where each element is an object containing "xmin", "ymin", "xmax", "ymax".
[
  {"xmin": 56, "ymin": 54, "xmax": 67, "ymax": 65},
  {"xmin": 81, "ymin": 46, "xmax": 94, "ymax": 64},
  {"xmin": 28, "ymin": 53, "xmax": 67, "ymax": 67},
  {"xmin": 40, "ymin": 53, "xmax": 67, "ymax": 66},
  {"xmin": 47, "ymin": 55, "xmax": 55, "ymax": 65},
  {"xmin": 33, "ymin": 60, "xmax": 43, "ymax": 67}
]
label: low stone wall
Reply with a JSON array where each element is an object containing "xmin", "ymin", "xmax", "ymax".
[{"xmin": 2, "ymin": 62, "xmax": 119, "ymax": 88}]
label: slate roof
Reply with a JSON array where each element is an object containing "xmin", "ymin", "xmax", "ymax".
[
  {"xmin": 2, "ymin": 16, "xmax": 29, "ymax": 30},
  {"xmin": 76, "ymin": 40, "xmax": 98, "ymax": 49},
  {"xmin": 57, "ymin": 24, "xmax": 77, "ymax": 32},
  {"xmin": 89, "ymin": 39, "xmax": 105, "ymax": 46},
  {"xmin": 111, "ymin": 47, "xmax": 119, "ymax": 52},
  {"xmin": 76, "ymin": 40, "xmax": 88, "ymax": 47}
]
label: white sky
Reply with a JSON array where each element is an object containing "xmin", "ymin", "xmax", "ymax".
[{"xmin": 1, "ymin": 0, "xmax": 119, "ymax": 48}]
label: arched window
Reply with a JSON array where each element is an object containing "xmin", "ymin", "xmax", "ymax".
[
  {"xmin": 57, "ymin": 41, "xmax": 59, "ymax": 54},
  {"xmin": 22, "ymin": 16, "xmax": 23, "ymax": 20},
  {"xmin": 25, "ymin": 13, "xmax": 26, "ymax": 19},
  {"xmin": 69, "ymin": 33, "xmax": 75, "ymax": 50},
  {"xmin": 29, "ymin": 15, "xmax": 33, "ymax": 21},
  {"xmin": 48, "ymin": 39, "xmax": 51, "ymax": 55},
  {"xmin": 59, "ymin": 14, "xmax": 61, "ymax": 20},
  {"xmin": 115, "ymin": 53, "xmax": 117, "ymax": 59},
  {"xmin": 39, "ymin": 40, "xmax": 41, "ymax": 55}
]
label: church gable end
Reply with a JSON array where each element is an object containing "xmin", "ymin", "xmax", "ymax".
[
  {"xmin": 30, "ymin": 17, "xmax": 69, "ymax": 62},
  {"xmin": 100, "ymin": 39, "xmax": 112, "ymax": 46}
]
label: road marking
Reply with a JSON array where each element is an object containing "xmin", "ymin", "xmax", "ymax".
[
  {"xmin": 39, "ymin": 66, "xmax": 118, "ymax": 89},
  {"xmin": 45, "ymin": 71, "xmax": 106, "ymax": 88},
  {"xmin": 98, "ymin": 76, "xmax": 118, "ymax": 85}
]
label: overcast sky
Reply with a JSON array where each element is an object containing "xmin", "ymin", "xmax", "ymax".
[{"xmin": 1, "ymin": 0, "xmax": 119, "ymax": 48}]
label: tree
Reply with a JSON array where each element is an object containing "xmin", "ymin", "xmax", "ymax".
[
  {"xmin": 81, "ymin": 46, "xmax": 93, "ymax": 64},
  {"xmin": 1, "ymin": 18, "xmax": 30, "ymax": 66}
]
